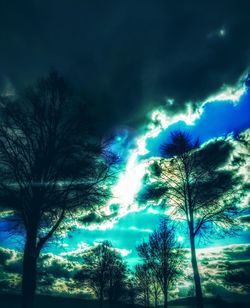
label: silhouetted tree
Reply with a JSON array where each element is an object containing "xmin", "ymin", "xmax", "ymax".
[
  {"xmin": 76, "ymin": 241, "xmax": 127, "ymax": 308},
  {"xmin": 137, "ymin": 218, "xmax": 182, "ymax": 308},
  {"xmin": 134, "ymin": 263, "xmax": 151, "ymax": 308},
  {"xmin": 133, "ymin": 263, "xmax": 161, "ymax": 308},
  {"xmin": 0, "ymin": 72, "xmax": 115, "ymax": 308},
  {"xmin": 124, "ymin": 275, "xmax": 139, "ymax": 307},
  {"xmin": 139, "ymin": 131, "xmax": 241, "ymax": 308},
  {"xmin": 106, "ymin": 251, "xmax": 127, "ymax": 307},
  {"xmin": 150, "ymin": 273, "xmax": 161, "ymax": 308}
]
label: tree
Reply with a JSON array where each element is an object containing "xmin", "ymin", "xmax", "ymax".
[
  {"xmin": 139, "ymin": 131, "xmax": 240, "ymax": 308},
  {"xmin": 134, "ymin": 264, "xmax": 151, "ymax": 308},
  {"xmin": 137, "ymin": 218, "xmax": 182, "ymax": 308},
  {"xmin": 124, "ymin": 275, "xmax": 139, "ymax": 307},
  {"xmin": 0, "ymin": 72, "xmax": 115, "ymax": 308},
  {"xmin": 150, "ymin": 271, "xmax": 161, "ymax": 308},
  {"xmin": 106, "ymin": 249, "xmax": 127, "ymax": 307},
  {"xmin": 75, "ymin": 241, "xmax": 127, "ymax": 308}
]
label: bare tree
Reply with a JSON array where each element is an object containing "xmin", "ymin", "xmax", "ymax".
[
  {"xmin": 124, "ymin": 275, "xmax": 139, "ymax": 307},
  {"xmin": 75, "ymin": 241, "xmax": 127, "ymax": 308},
  {"xmin": 133, "ymin": 263, "xmax": 160, "ymax": 308},
  {"xmin": 134, "ymin": 263, "xmax": 151, "ymax": 308},
  {"xmin": 137, "ymin": 218, "xmax": 182, "ymax": 308},
  {"xmin": 0, "ymin": 71, "xmax": 115, "ymax": 308},
  {"xmin": 139, "ymin": 131, "xmax": 241, "ymax": 308},
  {"xmin": 150, "ymin": 272, "xmax": 162, "ymax": 308},
  {"xmin": 106, "ymin": 253, "xmax": 127, "ymax": 307}
]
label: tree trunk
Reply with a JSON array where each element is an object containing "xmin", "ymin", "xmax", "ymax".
[
  {"xmin": 190, "ymin": 234, "xmax": 203, "ymax": 308},
  {"xmin": 144, "ymin": 290, "xmax": 147, "ymax": 308},
  {"xmin": 22, "ymin": 227, "xmax": 38, "ymax": 308},
  {"xmin": 154, "ymin": 288, "xmax": 158, "ymax": 308},
  {"xmin": 99, "ymin": 285, "xmax": 104, "ymax": 308},
  {"xmin": 163, "ymin": 288, "xmax": 168, "ymax": 308},
  {"xmin": 146, "ymin": 286, "xmax": 149, "ymax": 308}
]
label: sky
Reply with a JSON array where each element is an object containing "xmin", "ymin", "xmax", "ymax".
[{"xmin": 0, "ymin": 0, "xmax": 250, "ymax": 302}]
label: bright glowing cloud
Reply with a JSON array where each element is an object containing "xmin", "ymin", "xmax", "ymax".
[
  {"xmin": 129, "ymin": 226, "xmax": 153, "ymax": 233},
  {"xmin": 112, "ymin": 247, "xmax": 132, "ymax": 257},
  {"xmin": 147, "ymin": 207, "xmax": 160, "ymax": 215},
  {"xmin": 111, "ymin": 81, "xmax": 246, "ymax": 220},
  {"xmin": 205, "ymin": 84, "xmax": 245, "ymax": 104},
  {"xmin": 79, "ymin": 78, "xmax": 247, "ymax": 232}
]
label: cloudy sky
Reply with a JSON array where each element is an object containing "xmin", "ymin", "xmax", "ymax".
[{"xmin": 0, "ymin": 0, "xmax": 250, "ymax": 302}]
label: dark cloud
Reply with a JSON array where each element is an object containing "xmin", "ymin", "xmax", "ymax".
[
  {"xmin": 199, "ymin": 138, "xmax": 235, "ymax": 167},
  {"xmin": 1, "ymin": 243, "xmax": 250, "ymax": 300},
  {"xmin": 79, "ymin": 212, "xmax": 107, "ymax": 226},
  {"xmin": 195, "ymin": 245, "xmax": 250, "ymax": 300},
  {"xmin": 0, "ymin": 0, "xmax": 249, "ymax": 135},
  {"xmin": 0, "ymin": 247, "xmax": 13, "ymax": 265},
  {"xmin": 223, "ymin": 244, "xmax": 250, "ymax": 260},
  {"xmin": 39, "ymin": 253, "xmax": 81, "ymax": 279},
  {"xmin": 0, "ymin": 247, "xmax": 22, "ymax": 292},
  {"xmin": 225, "ymin": 262, "xmax": 250, "ymax": 292},
  {"xmin": 240, "ymin": 215, "xmax": 250, "ymax": 227},
  {"xmin": 0, "ymin": 247, "xmax": 22, "ymax": 273},
  {"xmin": 0, "ymin": 246, "xmax": 84, "ymax": 294}
]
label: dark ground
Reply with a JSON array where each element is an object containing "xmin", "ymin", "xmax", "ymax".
[{"xmin": 0, "ymin": 293, "xmax": 249, "ymax": 308}]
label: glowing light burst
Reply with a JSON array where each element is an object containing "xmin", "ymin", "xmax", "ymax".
[
  {"xmin": 177, "ymin": 236, "xmax": 184, "ymax": 242},
  {"xmin": 219, "ymin": 29, "xmax": 226, "ymax": 36},
  {"xmin": 111, "ymin": 151, "xmax": 148, "ymax": 210},
  {"xmin": 106, "ymin": 82, "xmax": 246, "ymax": 227}
]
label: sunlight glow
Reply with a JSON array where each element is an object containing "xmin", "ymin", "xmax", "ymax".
[
  {"xmin": 177, "ymin": 236, "xmax": 184, "ymax": 242},
  {"xmin": 112, "ymin": 154, "xmax": 147, "ymax": 207},
  {"xmin": 219, "ymin": 29, "xmax": 226, "ymax": 37}
]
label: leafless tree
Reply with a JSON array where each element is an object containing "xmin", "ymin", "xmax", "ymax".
[
  {"xmin": 75, "ymin": 241, "xmax": 127, "ymax": 308},
  {"xmin": 137, "ymin": 218, "xmax": 182, "ymax": 308},
  {"xmin": 133, "ymin": 263, "xmax": 161, "ymax": 308},
  {"xmin": 106, "ymin": 257, "xmax": 127, "ymax": 306},
  {"xmin": 150, "ymin": 273, "xmax": 162, "ymax": 308},
  {"xmin": 139, "ymin": 131, "xmax": 241, "ymax": 308},
  {"xmin": 0, "ymin": 71, "xmax": 116, "ymax": 308},
  {"xmin": 124, "ymin": 275, "xmax": 139, "ymax": 307},
  {"xmin": 134, "ymin": 263, "xmax": 151, "ymax": 308}
]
